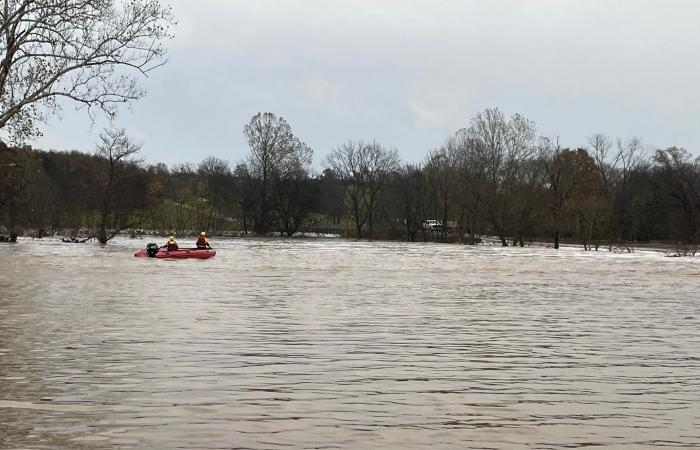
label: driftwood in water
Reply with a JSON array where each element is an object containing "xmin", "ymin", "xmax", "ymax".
[
  {"xmin": 666, "ymin": 245, "xmax": 698, "ymax": 257},
  {"xmin": 61, "ymin": 235, "xmax": 94, "ymax": 244}
]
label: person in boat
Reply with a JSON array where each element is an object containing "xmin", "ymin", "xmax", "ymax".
[
  {"xmin": 196, "ymin": 231, "xmax": 211, "ymax": 249},
  {"xmin": 165, "ymin": 235, "xmax": 178, "ymax": 251}
]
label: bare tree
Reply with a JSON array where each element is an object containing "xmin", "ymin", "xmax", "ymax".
[
  {"xmin": 381, "ymin": 163, "xmax": 429, "ymax": 241},
  {"xmin": 510, "ymin": 157, "xmax": 544, "ymax": 247},
  {"xmin": 467, "ymin": 108, "xmax": 537, "ymax": 245},
  {"xmin": 586, "ymin": 133, "xmax": 616, "ymax": 245},
  {"xmin": 273, "ymin": 166, "xmax": 316, "ymax": 236},
  {"xmin": 653, "ymin": 147, "xmax": 699, "ymax": 251},
  {"xmin": 588, "ymin": 133, "xmax": 615, "ymax": 195},
  {"xmin": 0, "ymin": 147, "xmax": 30, "ymax": 240},
  {"xmin": 616, "ymin": 137, "xmax": 647, "ymax": 188},
  {"xmin": 0, "ymin": 0, "xmax": 174, "ymax": 144},
  {"xmin": 540, "ymin": 139, "xmax": 601, "ymax": 249},
  {"xmin": 94, "ymin": 127, "xmax": 145, "ymax": 244},
  {"xmin": 243, "ymin": 112, "xmax": 312, "ymax": 234},
  {"xmin": 424, "ymin": 144, "xmax": 457, "ymax": 238},
  {"xmin": 325, "ymin": 141, "xmax": 365, "ymax": 239},
  {"xmin": 451, "ymin": 131, "xmax": 485, "ymax": 243},
  {"xmin": 325, "ymin": 140, "xmax": 399, "ymax": 239}
]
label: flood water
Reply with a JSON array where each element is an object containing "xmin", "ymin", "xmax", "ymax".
[{"xmin": 1, "ymin": 237, "xmax": 699, "ymax": 449}]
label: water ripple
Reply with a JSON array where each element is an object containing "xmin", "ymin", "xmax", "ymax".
[{"xmin": 1, "ymin": 237, "xmax": 699, "ymax": 449}]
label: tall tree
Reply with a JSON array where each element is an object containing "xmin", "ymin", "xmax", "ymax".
[
  {"xmin": 325, "ymin": 140, "xmax": 399, "ymax": 239},
  {"xmin": 588, "ymin": 133, "xmax": 615, "ymax": 195},
  {"xmin": 540, "ymin": 141, "xmax": 601, "ymax": 249},
  {"xmin": 467, "ymin": 108, "xmax": 536, "ymax": 245},
  {"xmin": 273, "ymin": 167, "xmax": 317, "ymax": 236},
  {"xmin": 587, "ymin": 133, "xmax": 616, "ymax": 244},
  {"xmin": 382, "ymin": 163, "xmax": 429, "ymax": 241},
  {"xmin": 0, "ymin": 145, "xmax": 33, "ymax": 240},
  {"xmin": 424, "ymin": 145, "xmax": 457, "ymax": 238},
  {"xmin": 232, "ymin": 162, "xmax": 257, "ymax": 234},
  {"xmin": 317, "ymin": 168, "xmax": 345, "ymax": 227},
  {"xmin": 243, "ymin": 112, "xmax": 312, "ymax": 234},
  {"xmin": 451, "ymin": 131, "xmax": 485, "ymax": 243},
  {"xmin": 94, "ymin": 128, "xmax": 146, "ymax": 244},
  {"xmin": 653, "ymin": 147, "xmax": 699, "ymax": 250},
  {"xmin": 0, "ymin": 0, "xmax": 174, "ymax": 144}
]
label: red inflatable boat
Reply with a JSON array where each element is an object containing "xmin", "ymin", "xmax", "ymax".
[{"xmin": 135, "ymin": 243, "xmax": 216, "ymax": 259}]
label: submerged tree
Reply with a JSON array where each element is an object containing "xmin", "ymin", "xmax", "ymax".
[
  {"xmin": 653, "ymin": 147, "xmax": 699, "ymax": 250},
  {"xmin": 540, "ymin": 141, "xmax": 601, "ymax": 249},
  {"xmin": 424, "ymin": 145, "xmax": 457, "ymax": 238},
  {"xmin": 466, "ymin": 108, "xmax": 537, "ymax": 245},
  {"xmin": 0, "ymin": 146, "xmax": 34, "ymax": 240},
  {"xmin": 94, "ymin": 128, "xmax": 147, "ymax": 244},
  {"xmin": 232, "ymin": 162, "xmax": 257, "ymax": 234},
  {"xmin": 273, "ymin": 166, "xmax": 317, "ymax": 236},
  {"xmin": 381, "ymin": 163, "xmax": 430, "ymax": 241},
  {"xmin": 325, "ymin": 140, "xmax": 399, "ymax": 239}
]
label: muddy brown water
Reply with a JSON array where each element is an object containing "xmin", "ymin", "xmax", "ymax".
[{"xmin": 1, "ymin": 238, "xmax": 699, "ymax": 449}]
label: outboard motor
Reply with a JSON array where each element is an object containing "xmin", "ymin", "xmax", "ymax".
[{"xmin": 146, "ymin": 243, "xmax": 160, "ymax": 257}]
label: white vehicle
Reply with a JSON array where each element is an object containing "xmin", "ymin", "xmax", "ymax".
[{"xmin": 422, "ymin": 219, "xmax": 443, "ymax": 232}]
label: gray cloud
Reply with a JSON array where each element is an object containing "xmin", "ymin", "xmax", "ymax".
[{"xmin": 35, "ymin": 0, "xmax": 700, "ymax": 166}]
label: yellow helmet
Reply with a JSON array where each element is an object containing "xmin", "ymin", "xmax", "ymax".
[
  {"xmin": 168, "ymin": 235, "xmax": 174, "ymax": 240},
  {"xmin": 200, "ymin": 231, "xmax": 206, "ymax": 236}
]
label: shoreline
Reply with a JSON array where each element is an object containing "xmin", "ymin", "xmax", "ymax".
[{"xmin": 5, "ymin": 232, "xmax": 697, "ymax": 257}]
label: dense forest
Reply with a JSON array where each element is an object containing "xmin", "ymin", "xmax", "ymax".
[{"xmin": 1, "ymin": 109, "xmax": 699, "ymax": 253}]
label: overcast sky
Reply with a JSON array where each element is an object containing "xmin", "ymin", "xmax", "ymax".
[{"xmin": 34, "ymin": 0, "xmax": 700, "ymax": 168}]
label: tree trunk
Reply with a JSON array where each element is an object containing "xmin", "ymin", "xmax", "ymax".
[
  {"xmin": 98, "ymin": 208, "xmax": 109, "ymax": 244},
  {"xmin": 368, "ymin": 209, "xmax": 373, "ymax": 241},
  {"xmin": 258, "ymin": 172, "xmax": 268, "ymax": 235},
  {"xmin": 9, "ymin": 193, "xmax": 17, "ymax": 242},
  {"xmin": 442, "ymin": 203, "xmax": 448, "ymax": 238}
]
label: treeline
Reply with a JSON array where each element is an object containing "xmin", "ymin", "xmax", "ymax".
[{"xmin": 1, "ymin": 109, "xmax": 699, "ymax": 251}]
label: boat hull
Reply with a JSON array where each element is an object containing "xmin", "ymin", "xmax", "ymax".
[{"xmin": 134, "ymin": 248, "xmax": 216, "ymax": 259}]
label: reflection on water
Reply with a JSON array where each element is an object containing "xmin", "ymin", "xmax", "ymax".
[{"xmin": 1, "ymin": 238, "xmax": 699, "ymax": 449}]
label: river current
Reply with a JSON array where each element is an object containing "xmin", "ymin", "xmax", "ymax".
[{"xmin": 1, "ymin": 237, "xmax": 699, "ymax": 449}]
